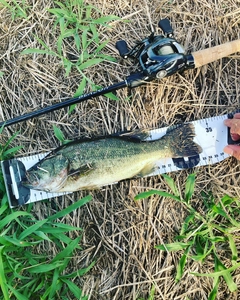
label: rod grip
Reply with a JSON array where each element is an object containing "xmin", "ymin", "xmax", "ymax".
[{"xmin": 192, "ymin": 39, "xmax": 240, "ymax": 68}]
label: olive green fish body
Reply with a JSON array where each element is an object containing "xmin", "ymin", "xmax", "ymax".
[{"xmin": 23, "ymin": 124, "xmax": 202, "ymax": 192}]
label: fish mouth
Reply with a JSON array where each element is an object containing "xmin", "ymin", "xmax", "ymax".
[{"xmin": 21, "ymin": 168, "xmax": 68, "ymax": 193}]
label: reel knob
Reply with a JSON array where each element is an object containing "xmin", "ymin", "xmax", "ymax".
[
  {"xmin": 116, "ymin": 40, "xmax": 129, "ymax": 58},
  {"xmin": 158, "ymin": 18, "xmax": 174, "ymax": 37}
]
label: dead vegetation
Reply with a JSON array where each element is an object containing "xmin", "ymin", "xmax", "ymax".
[{"xmin": 0, "ymin": 0, "xmax": 240, "ymax": 299}]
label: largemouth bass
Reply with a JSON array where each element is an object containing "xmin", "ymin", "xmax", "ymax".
[{"xmin": 22, "ymin": 124, "xmax": 202, "ymax": 192}]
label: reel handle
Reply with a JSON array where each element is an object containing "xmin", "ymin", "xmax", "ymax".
[
  {"xmin": 116, "ymin": 40, "xmax": 129, "ymax": 58},
  {"xmin": 192, "ymin": 39, "xmax": 240, "ymax": 68},
  {"xmin": 158, "ymin": 18, "xmax": 173, "ymax": 37}
]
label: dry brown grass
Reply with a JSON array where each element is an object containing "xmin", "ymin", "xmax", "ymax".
[{"xmin": 0, "ymin": 0, "xmax": 240, "ymax": 299}]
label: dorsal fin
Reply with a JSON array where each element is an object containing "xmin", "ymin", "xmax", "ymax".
[
  {"xmin": 50, "ymin": 129, "xmax": 153, "ymax": 153},
  {"xmin": 112, "ymin": 129, "xmax": 152, "ymax": 142}
]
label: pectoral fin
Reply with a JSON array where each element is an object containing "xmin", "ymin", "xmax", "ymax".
[
  {"xmin": 68, "ymin": 163, "xmax": 94, "ymax": 179},
  {"xmin": 135, "ymin": 163, "xmax": 157, "ymax": 177}
]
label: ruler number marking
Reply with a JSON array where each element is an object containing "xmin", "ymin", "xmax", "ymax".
[{"xmin": 205, "ymin": 122, "xmax": 213, "ymax": 133}]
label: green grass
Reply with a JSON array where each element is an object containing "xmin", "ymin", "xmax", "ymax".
[
  {"xmin": 137, "ymin": 284, "xmax": 155, "ymax": 300},
  {"xmin": 0, "ymin": 195, "xmax": 94, "ymax": 300},
  {"xmin": 0, "ymin": 0, "xmax": 28, "ymax": 19},
  {"xmin": 1, "ymin": 0, "xmax": 121, "ymax": 113},
  {"xmin": 20, "ymin": 0, "xmax": 120, "ymax": 113},
  {"xmin": 0, "ymin": 130, "xmax": 94, "ymax": 300},
  {"xmin": 53, "ymin": 124, "xmax": 73, "ymax": 144},
  {"xmin": 135, "ymin": 173, "xmax": 240, "ymax": 300},
  {"xmin": 0, "ymin": 2, "xmax": 121, "ymax": 297}
]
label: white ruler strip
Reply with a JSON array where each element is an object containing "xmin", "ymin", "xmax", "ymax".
[{"xmin": 1, "ymin": 113, "xmax": 233, "ymax": 207}]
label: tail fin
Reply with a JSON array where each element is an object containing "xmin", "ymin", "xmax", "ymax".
[{"xmin": 165, "ymin": 124, "xmax": 202, "ymax": 157}]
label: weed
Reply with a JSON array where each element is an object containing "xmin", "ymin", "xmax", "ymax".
[
  {"xmin": 137, "ymin": 284, "xmax": 155, "ymax": 300},
  {"xmin": 0, "ymin": 127, "xmax": 22, "ymax": 204},
  {"xmin": 53, "ymin": 124, "xmax": 73, "ymax": 144},
  {"xmin": 0, "ymin": 128, "xmax": 22, "ymax": 162},
  {"xmin": 21, "ymin": 0, "xmax": 120, "ymax": 112},
  {"xmin": 0, "ymin": 131, "xmax": 94, "ymax": 299},
  {"xmin": 0, "ymin": 195, "xmax": 94, "ymax": 300},
  {"xmin": 0, "ymin": 0, "xmax": 28, "ymax": 19},
  {"xmin": 135, "ymin": 173, "xmax": 240, "ymax": 300}
]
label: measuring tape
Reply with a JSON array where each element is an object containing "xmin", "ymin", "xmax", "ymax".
[{"xmin": 1, "ymin": 112, "xmax": 238, "ymax": 208}]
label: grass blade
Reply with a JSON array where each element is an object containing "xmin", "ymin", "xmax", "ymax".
[
  {"xmin": 148, "ymin": 284, "xmax": 155, "ymax": 300},
  {"xmin": 184, "ymin": 173, "xmax": 196, "ymax": 203},
  {"xmin": 49, "ymin": 268, "xmax": 61, "ymax": 299},
  {"xmin": 208, "ymin": 276, "xmax": 220, "ymax": 300},
  {"xmin": 94, "ymin": 15, "xmax": 120, "ymax": 24},
  {"xmin": 227, "ymin": 235, "xmax": 238, "ymax": 264},
  {"xmin": 191, "ymin": 259, "xmax": 239, "ymax": 292},
  {"xmin": 104, "ymin": 91, "xmax": 119, "ymax": 101},
  {"xmin": 135, "ymin": 190, "xmax": 181, "ymax": 201},
  {"xmin": 21, "ymin": 48, "xmax": 58, "ymax": 56},
  {"xmin": 7, "ymin": 285, "xmax": 28, "ymax": 300},
  {"xmin": 175, "ymin": 246, "xmax": 191, "ymax": 282},
  {"xmin": 52, "ymin": 237, "xmax": 81, "ymax": 263},
  {"xmin": 27, "ymin": 261, "xmax": 63, "ymax": 273},
  {"xmin": 78, "ymin": 58, "xmax": 104, "ymax": 70},
  {"xmin": 34, "ymin": 230, "xmax": 52, "ymax": 242},
  {"xmin": 3, "ymin": 235, "xmax": 33, "ymax": 247},
  {"xmin": 2, "ymin": 131, "xmax": 19, "ymax": 151},
  {"xmin": 180, "ymin": 213, "xmax": 195, "ymax": 236},
  {"xmin": 2, "ymin": 146, "xmax": 23, "ymax": 158},
  {"xmin": 18, "ymin": 219, "xmax": 48, "ymax": 240},
  {"xmin": 69, "ymin": 77, "xmax": 87, "ymax": 114},
  {"xmin": 191, "ymin": 262, "xmax": 240, "ymax": 278},
  {"xmin": 53, "ymin": 125, "xmax": 66, "ymax": 143},
  {"xmin": 214, "ymin": 254, "xmax": 237, "ymax": 292},
  {"xmin": 60, "ymin": 278, "xmax": 85, "ymax": 299},
  {"xmin": 155, "ymin": 242, "xmax": 192, "ymax": 251},
  {"xmin": 0, "ymin": 212, "xmax": 31, "ymax": 229},
  {"xmin": 47, "ymin": 195, "xmax": 92, "ymax": 221},
  {"xmin": 60, "ymin": 261, "xmax": 95, "ymax": 278},
  {"xmin": 0, "ymin": 202, "xmax": 8, "ymax": 215},
  {"xmin": 40, "ymin": 224, "xmax": 81, "ymax": 234},
  {"xmin": 0, "ymin": 246, "xmax": 9, "ymax": 300},
  {"xmin": 162, "ymin": 174, "xmax": 180, "ymax": 196}
]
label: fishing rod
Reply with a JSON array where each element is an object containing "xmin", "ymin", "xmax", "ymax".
[{"xmin": 1, "ymin": 18, "xmax": 240, "ymax": 128}]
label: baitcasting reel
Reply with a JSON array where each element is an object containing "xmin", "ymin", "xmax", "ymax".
[{"xmin": 116, "ymin": 19, "xmax": 194, "ymax": 83}]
